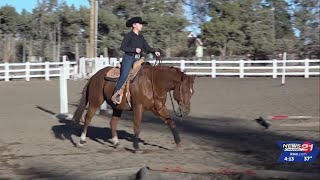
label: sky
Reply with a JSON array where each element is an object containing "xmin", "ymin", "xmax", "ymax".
[
  {"xmin": 0, "ymin": 0, "xmax": 90, "ymax": 13},
  {"xmin": 0, "ymin": 0, "xmax": 298, "ymax": 35},
  {"xmin": 0, "ymin": 0, "xmax": 199, "ymax": 33}
]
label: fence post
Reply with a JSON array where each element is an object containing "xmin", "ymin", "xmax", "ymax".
[
  {"xmin": 59, "ymin": 66, "xmax": 68, "ymax": 114},
  {"xmin": 109, "ymin": 58, "xmax": 114, "ymax": 66},
  {"xmin": 211, "ymin": 60, "xmax": 216, "ymax": 78},
  {"xmin": 239, "ymin": 59, "xmax": 244, "ymax": 78},
  {"xmin": 79, "ymin": 57, "xmax": 86, "ymax": 78},
  {"xmin": 109, "ymin": 58, "xmax": 115, "ymax": 67},
  {"xmin": 25, "ymin": 62, "xmax": 30, "ymax": 81},
  {"xmin": 281, "ymin": 52, "xmax": 287, "ymax": 85},
  {"xmin": 111, "ymin": 58, "xmax": 118, "ymax": 67},
  {"xmin": 180, "ymin": 59, "xmax": 185, "ymax": 72},
  {"xmin": 272, "ymin": 59, "xmax": 277, "ymax": 78},
  {"xmin": 4, "ymin": 62, "xmax": 9, "ymax": 81},
  {"xmin": 304, "ymin": 58, "xmax": 309, "ymax": 78},
  {"xmin": 92, "ymin": 57, "xmax": 97, "ymax": 74},
  {"xmin": 72, "ymin": 65, "xmax": 78, "ymax": 80},
  {"xmin": 62, "ymin": 55, "xmax": 70, "ymax": 79},
  {"xmin": 105, "ymin": 58, "xmax": 109, "ymax": 67},
  {"xmin": 94, "ymin": 58, "xmax": 105, "ymax": 73},
  {"xmin": 67, "ymin": 62, "xmax": 71, "ymax": 79},
  {"xmin": 106, "ymin": 57, "xmax": 110, "ymax": 66},
  {"xmin": 45, "ymin": 61, "xmax": 50, "ymax": 81}
]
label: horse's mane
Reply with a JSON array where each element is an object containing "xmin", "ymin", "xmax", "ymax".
[
  {"xmin": 153, "ymin": 65, "xmax": 184, "ymax": 75},
  {"xmin": 150, "ymin": 66, "xmax": 186, "ymax": 82}
]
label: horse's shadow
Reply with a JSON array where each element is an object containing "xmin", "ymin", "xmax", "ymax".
[
  {"xmin": 51, "ymin": 114, "xmax": 130, "ymax": 146},
  {"xmin": 50, "ymin": 113, "xmax": 169, "ymax": 151}
]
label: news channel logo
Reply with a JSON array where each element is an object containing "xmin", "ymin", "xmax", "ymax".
[{"xmin": 277, "ymin": 141, "xmax": 319, "ymax": 162}]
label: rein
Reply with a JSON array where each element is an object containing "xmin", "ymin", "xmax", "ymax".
[
  {"xmin": 153, "ymin": 55, "xmax": 162, "ymax": 66},
  {"xmin": 151, "ymin": 67, "xmax": 184, "ymax": 120},
  {"xmin": 169, "ymin": 86, "xmax": 184, "ymax": 119}
]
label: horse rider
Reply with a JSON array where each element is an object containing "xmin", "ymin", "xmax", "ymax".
[{"xmin": 113, "ymin": 16, "xmax": 161, "ymax": 104}]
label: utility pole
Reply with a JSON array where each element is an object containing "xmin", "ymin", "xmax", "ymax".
[
  {"xmin": 89, "ymin": 0, "xmax": 95, "ymax": 58},
  {"xmin": 271, "ymin": 1, "xmax": 276, "ymax": 49},
  {"xmin": 95, "ymin": 0, "xmax": 98, "ymax": 57},
  {"xmin": 40, "ymin": 0, "xmax": 46, "ymax": 59}
]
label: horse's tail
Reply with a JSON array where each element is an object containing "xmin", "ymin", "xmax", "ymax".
[{"xmin": 72, "ymin": 81, "xmax": 90, "ymax": 124}]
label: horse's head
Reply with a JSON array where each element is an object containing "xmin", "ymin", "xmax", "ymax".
[{"xmin": 173, "ymin": 73, "xmax": 195, "ymax": 116}]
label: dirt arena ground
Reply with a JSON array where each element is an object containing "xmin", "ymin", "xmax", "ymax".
[{"xmin": 0, "ymin": 77, "xmax": 319, "ymax": 179}]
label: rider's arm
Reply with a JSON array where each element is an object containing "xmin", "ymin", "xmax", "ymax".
[
  {"xmin": 142, "ymin": 35, "xmax": 156, "ymax": 53},
  {"xmin": 120, "ymin": 33, "xmax": 136, "ymax": 53}
]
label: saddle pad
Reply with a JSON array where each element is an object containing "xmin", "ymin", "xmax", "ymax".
[
  {"xmin": 105, "ymin": 68, "xmax": 120, "ymax": 81},
  {"xmin": 104, "ymin": 59, "xmax": 147, "ymax": 81}
]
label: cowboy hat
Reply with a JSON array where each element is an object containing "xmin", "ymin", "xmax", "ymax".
[{"xmin": 126, "ymin": 17, "xmax": 148, "ymax": 27}]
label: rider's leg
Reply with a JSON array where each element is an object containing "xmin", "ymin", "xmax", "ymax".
[{"xmin": 113, "ymin": 55, "xmax": 135, "ymax": 102}]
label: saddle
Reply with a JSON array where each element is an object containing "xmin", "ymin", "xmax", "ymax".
[
  {"xmin": 105, "ymin": 58, "xmax": 145, "ymax": 81},
  {"xmin": 104, "ymin": 58, "xmax": 147, "ymax": 108}
]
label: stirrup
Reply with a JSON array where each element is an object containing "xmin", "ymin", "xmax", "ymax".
[
  {"xmin": 113, "ymin": 94, "xmax": 121, "ymax": 104},
  {"xmin": 111, "ymin": 88, "xmax": 123, "ymax": 105},
  {"xmin": 111, "ymin": 93, "xmax": 123, "ymax": 104}
]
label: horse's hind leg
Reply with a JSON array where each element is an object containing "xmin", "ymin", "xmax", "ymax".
[
  {"xmin": 110, "ymin": 109, "xmax": 122, "ymax": 146},
  {"xmin": 78, "ymin": 102, "xmax": 102, "ymax": 147}
]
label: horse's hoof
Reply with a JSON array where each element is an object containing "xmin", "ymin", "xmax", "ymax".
[
  {"xmin": 133, "ymin": 149, "xmax": 140, "ymax": 153},
  {"xmin": 133, "ymin": 146, "xmax": 140, "ymax": 152},
  {"xmin": 111, "ymin": 137, "xmax": 119, "ymax": 147},
  {"xmin": 176, "ymin": 144, "xmax": 182, "ymax": 148},
  {"xmin": 133, "ymin": 147, "xmax": 141, "ymax": 153},
  {"xmin": 112, "ymin": 142, "xmax": 119, "ymax": 148},
  {"xmin": 78, "ymin": 140, "xmax": 86, "ymax": 147},
  {"xmin": 133, "ymin": 143, "xmax": 139, "ymax": 150}
]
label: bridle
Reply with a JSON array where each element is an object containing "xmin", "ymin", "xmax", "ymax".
[
  {"xmin": 151, "ymin": 65, "xmax": 185, "ymax": 120},
  {"xmin": 169, "ymin": 82, "xmax": 184, "ymax": 119}
]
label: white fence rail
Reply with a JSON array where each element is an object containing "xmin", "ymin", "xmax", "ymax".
[
  {"xmin": 0, "ymin": 56, "xmax": 77, "ymax": 81},
  {"xmin": 1, "ymin": 57, "xmax": 319, "ymax": 81},
  {"xmin": 79, "ymin": 57, "xmax": 320, "ymax": 79}
]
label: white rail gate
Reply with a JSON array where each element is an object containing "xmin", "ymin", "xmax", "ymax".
[
  {"xmin": 77, "ymin": 57, "xmax": 320, "ymax": 79},
  {"xmin": 0, "ymin": 56, "xmax": 77, "ymax": 81}
]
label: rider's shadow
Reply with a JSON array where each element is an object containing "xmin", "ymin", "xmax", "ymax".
[{"xmin": 51, "ymin": 114, "xmax": 169, "ymax": 151}]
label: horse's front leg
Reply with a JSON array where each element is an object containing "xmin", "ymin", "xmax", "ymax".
[
  {"xmin": 133, "ymin": 105, "xmax": 143, "ymax": 151},
  {"xmin": 152, "ymin": 107, "xmax": 181, "ymax": 147},
  {"xmin": 110, "ymin": 109, "xmax": 122, "ymax": 147}
]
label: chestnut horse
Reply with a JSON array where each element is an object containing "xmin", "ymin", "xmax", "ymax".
[{"xmin": 73, "ymin": 64, "xmax": 195, "ymax": 151}]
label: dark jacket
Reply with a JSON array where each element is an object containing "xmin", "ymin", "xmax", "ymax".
[{"xmin": 120, "ymin": 31, "xmax": 156, "ymax": 56}]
